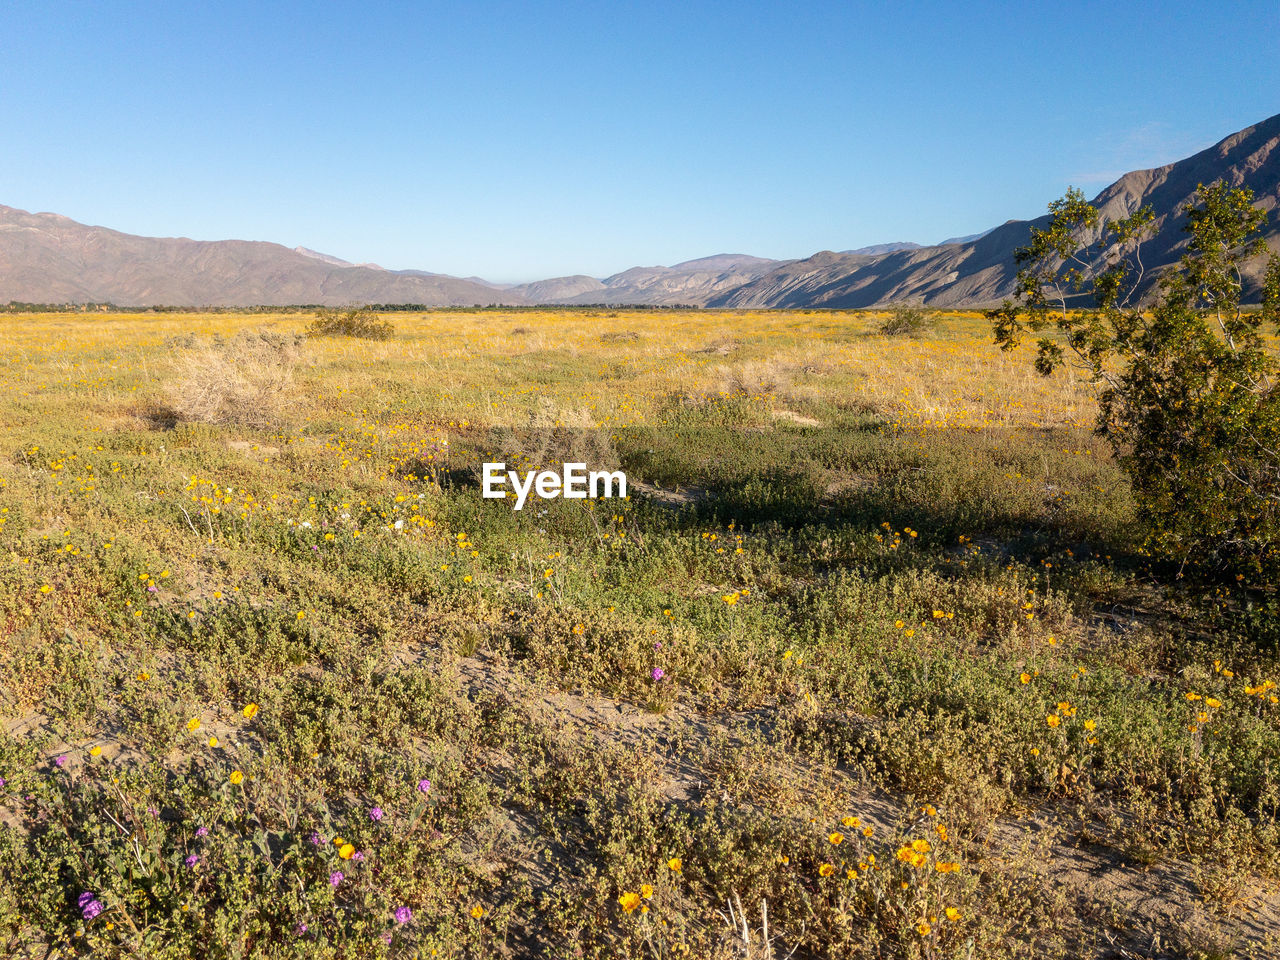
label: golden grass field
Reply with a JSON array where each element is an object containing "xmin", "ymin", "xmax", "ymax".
[{"xmin": 0, "ymin": 308, "xmax": 1277, "ymax": 959}]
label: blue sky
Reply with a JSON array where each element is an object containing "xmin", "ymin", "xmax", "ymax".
[{"xmin": 2, "ymin": 1, "xmax": 1277, "ymax": 281}]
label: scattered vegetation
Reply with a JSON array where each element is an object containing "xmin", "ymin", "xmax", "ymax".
[
  {"xmin": 306, "ymin": 308, "xmax": 396, "ymax": 340},
  {"xmin": 0, "ymin": 306, "xmax": 1276, "ymax": 958},
  {"xmin": 878, "ymin": 299, "xmax": 933, "ymax": 336}
]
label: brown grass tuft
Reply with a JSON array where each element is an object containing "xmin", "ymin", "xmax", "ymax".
[{"xmin": 164, "ymin": 330, "xmax": 305, "ymax": 428}]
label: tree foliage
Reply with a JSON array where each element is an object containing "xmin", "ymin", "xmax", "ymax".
[{"xmin": 987, "ymin": 182, "xmax": 1280, "ymax": 588}]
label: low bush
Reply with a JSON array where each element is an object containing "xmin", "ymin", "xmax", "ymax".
[
  {"xmin": 878, "ymin": 300, "xmax": 933, "ymax": 336},
  {"xmin": 165, "ymin": 329, "xmax": 305, "ymax": 428},
  {"xmin": 307, "ymin": 308, "xmax": 395, "ymax": 340}
]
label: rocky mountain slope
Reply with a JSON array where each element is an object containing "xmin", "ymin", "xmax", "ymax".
[
  {"xmin": 542, "ymin": 254, "xmax": 788, "ymax": 306},
  {"xmin": 713, "ymin": 112, "xmax": 1280, "ymax": 308}
]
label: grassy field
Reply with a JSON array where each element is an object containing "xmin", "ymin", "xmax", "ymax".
[{"xmin": 0, "ymin": 308, "xmax": 1277, "ymax": 959}]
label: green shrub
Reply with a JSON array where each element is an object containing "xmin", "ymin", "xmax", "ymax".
[
  {"xmin": 988, "ymin": 182, "xmax": 1280, "ymax": 592},
  {"xmin": 878, "ymin": 300, "xmax": 932, "ymax": 336},
  {"xmin": 306, "ymin": 308, "xmax": 394, "ymax": 340}
]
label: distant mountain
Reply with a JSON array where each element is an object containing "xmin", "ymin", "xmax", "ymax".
[
  {"xmin": 293, "ymin": 246, "xmax": 355, "ymax": 267},
  {"xmin": 3, "ymin": 113, "xmax": 1276, "ymax": 309},
  {"xmin": 713, "ymin": 113, "xmax": 1280, "ymax": 308},
  {"xmin": 543, "ymin": 254, "xmax": 788, "ymax": 306},
  {"xmin": 936, "ymin": 229, "xmax": 994, "ymax": 245},
  {"xmin": 840, "ymin": 242, "xmax": 921, "ymax": 256},
  {"xmin": 0, "ymin": 208, "xmax": 527, "ymax": 307},
  {"xmin": 509, "ymin": 275, "xmax": 606, "ymax": 302}
]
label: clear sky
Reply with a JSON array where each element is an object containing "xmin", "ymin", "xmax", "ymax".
[{"xmin": 3, "ymin": 1, "xmax": 1278, "ymax": 282}]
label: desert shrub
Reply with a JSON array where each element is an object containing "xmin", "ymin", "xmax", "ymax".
[
  {"xmin": 696, "ymin": 335, "xmax": 742, "ymax": 355},
  {"xmin": 878, "ymin": 299, "xmax": 932, "ymax": 335},
  {"xmin": 491, "ymin": 399, "xmax": 619, "ymax": 474},
  {"xmin": 165, "ymin": 329, "xmax": 305, "ymax": 428},
  {"xmin": 306, "ymin": 307, "xmax": 394, "ymax": 340},
  {"xmin": 989, "ymin": 182, "xmax": 1280, "ymax": 593},
  {"xmin": 709, "ymin": 359, "xmax": 793, "ymax": 398},
  {"xmin": 439, "ymin": 399, "xmax": 620, "ymax": 492}
]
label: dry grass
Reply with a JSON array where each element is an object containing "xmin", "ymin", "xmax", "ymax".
[
  {"xmin": 164, "ymin": 329, "xmax": 305, "ymax": 428},
  {"xmin": 710, "ymin": 359, "xmax": 793, "ymax": 398}
]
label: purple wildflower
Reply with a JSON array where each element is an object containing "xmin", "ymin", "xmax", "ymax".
[
  {"xmin": 352, "ymin": 850, "xmax": 365, "ymax": 862},
  {"xmin": 329, "ymin": 871, "xmax": 344, "ymax": 887},
  {"xmin": 295, "ymin": 922, "xmax": 308, "ymax": 935},
  {"xmin": 196, "ymin": 826, "xmax": 209, "ymax": 838},
  {"xmin": 0, "ymin": 777, "xmax": 6, "ymax": 788},
  {"xmin": 369, "ymin": 806, "xmax": 383, "ymax": 821},
  {"xmin": 394, "ymin": 905, "xmax": 412, "ymax": 924},
  {"xmin": 417, "ymin": 779, "xmax": 431, "ymax": 793},
  {"xmin": 309, "ymin": 831, "xmax": 323, "ymax": 846},
  {"xmin": 185, "ymin": 854, "xmax": 200, "ymax": 867},
  {"xmin": 54, "ymin": 755, "xmax": 67, "ymax": 768},
  {"xmin": 79, "ymin": 893, "xmax": 104, "ymax": 920},
  {"xmin": 651, "ymin": 667, "xmax": 665, "ymax": 681}
]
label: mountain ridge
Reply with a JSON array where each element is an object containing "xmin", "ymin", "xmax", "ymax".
[
  {"xmin": 712, "ymin": 112, "xmax": 1280, "ymax": 308},
  {"xmin": 0, "ymin": 206, "xmax": 528, "ymax": 307},
  {"xmin": 3, "ymin": 112, "xmax": 1277, "ymax": 309}
]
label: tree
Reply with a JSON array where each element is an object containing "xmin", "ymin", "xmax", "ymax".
[{"xmin": 987, "ymin": 182, "xmax": 1280, "ymax": 589}]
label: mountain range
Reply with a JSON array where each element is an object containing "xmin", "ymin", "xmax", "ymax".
[{"xmin": 2, "ymin": 113, "xmax": 1277, "ymax": 309}]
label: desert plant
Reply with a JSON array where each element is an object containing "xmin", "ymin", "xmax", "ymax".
[
  {"xmin": 489, "ymin": 399, "xmax": 620, "ymax": 475},
  {"xmin": 878, "ymin": 299, "xmax": 932, "ymax": 335},
  {"xmin": 165, "ymin": 329, "xmax": 305, "ymax": 427},
  {"xmin": 306, "ymin": 307, "xmax": 395, "ymax": 340},
  {"xmin": 712, "ymin": 359, "xmax": 792, "ymax": 398},
  {"xmin": 987, "ymin": 182, "xmax": 1280, "ymax": 588}
]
